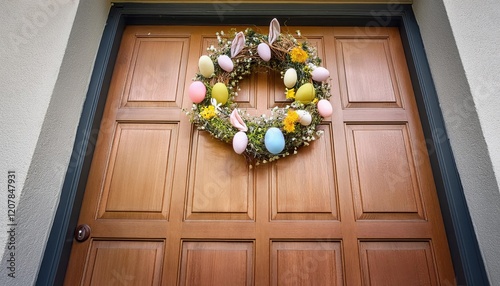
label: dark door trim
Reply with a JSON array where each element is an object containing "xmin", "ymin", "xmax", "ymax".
[{"xmin": 37, "ymin": 3, "xmax": 488, "ymax": 285}]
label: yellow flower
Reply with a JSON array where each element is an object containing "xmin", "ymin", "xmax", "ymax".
[
  {"xmin": 286, "ymin": 88, "xmax": 295, "ymax": 99},
  {"xmin": 283, "ymin": 110, "xmax": 300, "ymax": 133},
  {"xmin": 286, "ymin": 110, "xmax": 300, "ymax": 122},
  {"xmin": 312, "ymin": 98, "xmax": 319, "ymax": 104},
  {"xmin": 200, "ymin": 105, "xmax": 216, "ymax": 120},
  {"xmin": 283, "ymin": 121, "xmax": 295, "ymax": 133},
  {"xmin": 290, "ymin": 46, "xmax": 309, "ymax": 63}
]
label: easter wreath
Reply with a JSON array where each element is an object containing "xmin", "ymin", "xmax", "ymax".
[{"xmin": 186, "ymin": 19, "xmax": 333, "ymax": 165}]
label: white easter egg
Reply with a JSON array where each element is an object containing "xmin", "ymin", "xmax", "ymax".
[
  {"xmin": 257, "ymin": 43, "xmax": 272, "ymax": 61},
  {"xmin": 284, "ymin": 68, "xmax": 297, "ymax": 88},
  {"xmin": 295, "ymin": 110, "xmax": 312, "ymax": 126},
  {"xmin": 188, "ymin": 81, "xmax": 206, "ymax": 103},
  {"xmin": 232, "ymin": 131, "xmax": 248, "ymax": 154},
  {"xmin": 312, "ymin": 67, "xmax": 330, "ymax": 82},
  {"xmin": 217, "ymin": 55, "xmax": 234, "ymax": 72},
  {"xmin": 198, "ymin": 55, "xmax": 214, "ymax": 78},
  {"xmin": 317, "ymin": 99, "xmax": 333, "ymax": 117}
]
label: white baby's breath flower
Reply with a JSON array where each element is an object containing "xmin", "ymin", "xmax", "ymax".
[{"xmin": 211, "ymin": 98, "xmax": 222, "ymax": 113}]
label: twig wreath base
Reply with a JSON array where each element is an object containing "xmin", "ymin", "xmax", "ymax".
[{"xmin": 185, "ymin": 19, "xmax": 333, "ymax": 166}]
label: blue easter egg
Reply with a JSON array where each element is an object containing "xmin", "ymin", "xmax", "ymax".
[{"xmin": 264, "ymin": 127, "xmax": 285, "ymax": 155}]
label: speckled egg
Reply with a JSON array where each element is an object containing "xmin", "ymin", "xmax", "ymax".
[{"xmin": 295, "ymin": 110, "xmax": 312, "ymax": 126}]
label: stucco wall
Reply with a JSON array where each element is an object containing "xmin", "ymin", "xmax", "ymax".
[
  {"xmin": 1, "ymin": 0, "xmax": 499, "ymax": 285},
  {"xmin": 0, "ymin": 0, "xmax": 109, "ymax": 285},
  {"xmin": 413, "ymin": 0, "xmax": 500, "ymax": 284}
]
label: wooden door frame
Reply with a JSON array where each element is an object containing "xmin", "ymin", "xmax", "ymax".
[{"xmin": 37, "ymin": 3, "xmax": 488, "ymax": 286}]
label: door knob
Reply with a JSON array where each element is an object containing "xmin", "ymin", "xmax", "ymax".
[{"xmin": 75, "ymin": 224, "xmax": 91, "ymax": 242}]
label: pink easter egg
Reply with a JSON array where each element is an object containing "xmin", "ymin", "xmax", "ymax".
[
  {"xmin": 257, "ymin": 43, "xmax": 271, "ymax": 61},
  {"xmin": 232, "ymin": 131, "xmax": 248, "ymax": 154},
  {"xmin": 188, "ymin": 81, "xmax": 206, "ymax": 103},
  {"xmin": 312, "ymin": 67, "xmax": 330, "ymax": 82},
  {"xmin": 217, "ymin": 55, "xmax": 234, "ymax": 72},
  {"xmin": 317, "ymin": 99, "xmax": 333, "ymax": 117}
]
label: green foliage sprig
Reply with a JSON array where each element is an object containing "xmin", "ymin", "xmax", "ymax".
[{"xmin": 186, "ymin": 24, "xmax": 332, "ymax": 166}]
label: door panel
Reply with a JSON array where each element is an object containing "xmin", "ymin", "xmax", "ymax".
[
  {"xmin": 179, "ymin": 241, "xmax": 254, "ymax": 286},
  {"xmin": 186, "ymin": 131, "xmax": 254, "ymax": 221},
  {"xmin": 272, "ymin": 125, "xmax": 338, "ymax": 221},
  {"xmin": 98, "ymin": 123, "xmax": 177, "ymax": 220},
  {"xmin": 345, "ymin": 124, "xmax": 425, "ymax": 220},
  {"xmin": 359, "ymin": 241, "xmax": 438, "ymax": 286},
  {"xmin": 64, "ymin": 25, "xmax": 455, "ymax": 285},
  {"xmin": 336, "ymin": 36, "xmax": 403, "ymax": 108},
  {"xmin": 271, "ymin": 241, "xmax": 343, "ymax": 286},
  {"xmin": 123, "ymin": 36, "xmax": 189, "ymax": 108},
  {"xmin": 82, "ymin": 240, "xmax": 164, "ymax": 285}
]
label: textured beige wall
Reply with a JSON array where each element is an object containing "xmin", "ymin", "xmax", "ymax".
[
  {"xmin": 3, "ymin": 1, "xmax": 500, "ymax": 285},
  {"xmin": 413, "ymin": 0, "xmax": 500, "ymax": 284},
  {"xmin": 0, "ymin": 0, "xmax": 110, "ymax": 285}
]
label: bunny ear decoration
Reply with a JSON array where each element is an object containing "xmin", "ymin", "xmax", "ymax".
[
  {"xmin": 231, "ymin": 32, "xmax": 246, "ymax": 58},
  {"xmin": 268, "ymin": 18, "xmax": 280, "ymax": 45},
  {"xmin": 230, "ymin": 109, "xmax": 248, "ymax": 132}
]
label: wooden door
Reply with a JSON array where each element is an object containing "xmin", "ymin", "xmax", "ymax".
[{"xmin": 64, "ymin": 25, "xmax": 456, "ymax": 285}]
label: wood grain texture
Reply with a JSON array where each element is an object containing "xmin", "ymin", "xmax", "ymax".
[
  {"xmin": 271, "ymin": 241, "xmax": 343, "ymax": 286},
  {"xmin": 82, "ymin": 240, "xmax": 164, "ymax": 286},
  {"xmin": 64, "ymin": 25, "xmax": 454, "ymax": 285},
  {"xmin": 345, "ymin": 124, "xmax": 425, "ymax": 220},
  {"xmin": 336, "ymin": 34, "xmax": 402, "ymax": 108},
  {"xmin": 185, "ymin": 131, "xmax": 254, "ymax": 220},
  {"xmin": 359, "ymin": 241, "xmax": 438, "ymax": 286},
  {"xmin": 179, "ymin": 241, "xmax": 254, "ymax": 286},
  {"xmin": 98, "ymin": 123, "xmax": 177, "ymax": 219},
  {"xmin": 123, "ymin": 36, "xmax": 189, "ymax": 108},
  {"xmin": 271, "ymin": 124, "xmax": 339, "ymax": 220}
]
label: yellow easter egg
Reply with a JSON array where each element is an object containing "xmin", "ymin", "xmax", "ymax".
[
  {"xmin": 211, "ymin": 82, "xmax": 228, "ymax": 104},
  {"xmin": 295, "ymin": 83, "xmax": 316, "ymax": 104},
  {"xmin": 198, "ymin": 55, "xmax": 214, "ymax": 78}
]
